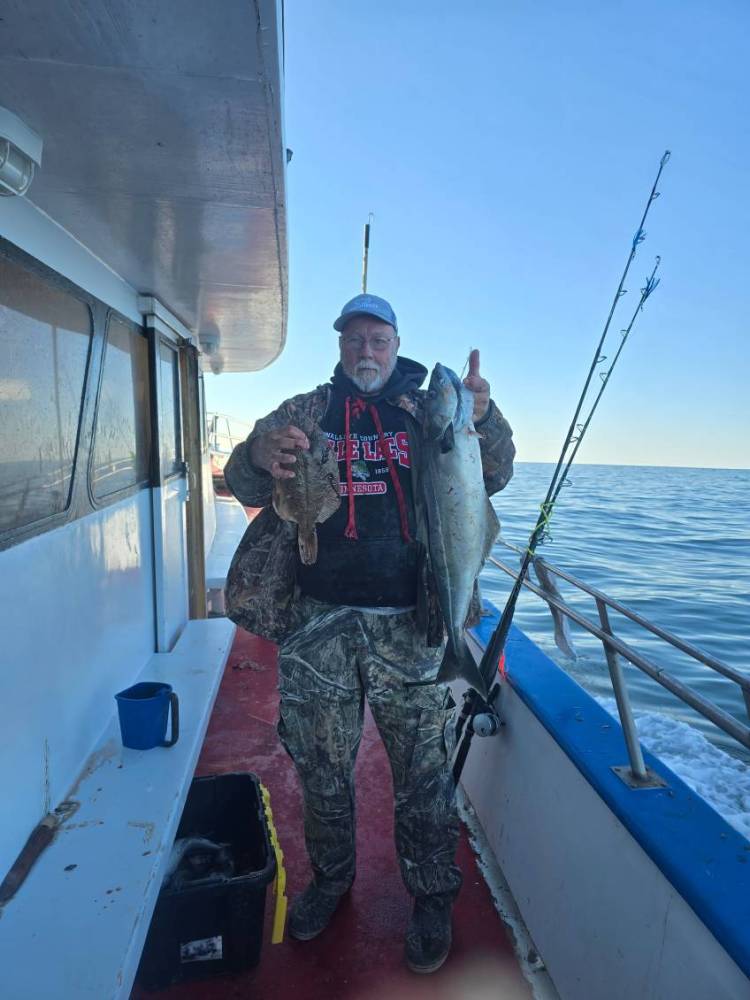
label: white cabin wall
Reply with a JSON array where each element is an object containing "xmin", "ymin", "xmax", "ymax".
[
  {"xmin": 0, "ymin": 208, "xmax": 193, "ymax": 876},
  {"xmin": 152, "ymin": 480, "xmax": 189, "ymax": 651},
  {"xmin": 0, "ymin": 492, "xmax": 155, "ymax": 874}
]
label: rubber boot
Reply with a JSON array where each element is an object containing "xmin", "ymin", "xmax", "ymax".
[
  {"xmin": 404, "ymin": 894, "xmax": 453, "ymax": 973},
  {"xmin": 288, "ymin": 882, "xmax": 348, "ymax": 941}
]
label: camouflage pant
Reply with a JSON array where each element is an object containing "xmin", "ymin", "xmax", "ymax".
[{"xmin": 277, "ymin": 595, "xmax": 462, "ymax": 901}]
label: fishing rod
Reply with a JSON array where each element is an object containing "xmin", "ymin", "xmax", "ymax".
[
  {"xmin": 452, "ymin": 150, "xmax": 671, "ymax": 785},
  {"xmin": 361, "ymin": 212, "xmax": 374, "ymax": 292}
]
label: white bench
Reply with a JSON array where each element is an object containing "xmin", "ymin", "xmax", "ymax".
[
  {"xmin": 0, "ymin": 616, "xmax": 235, "ymax": 1000},
  {"xmin": 205, "ymin": 496, "xmax": 249, "ymax": 614}
]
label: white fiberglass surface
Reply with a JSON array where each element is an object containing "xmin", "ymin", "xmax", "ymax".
[
  {"xmin": 0, "ymin": 491, "xmax": 155, "ymax": 876},
  {"xmin": 458, "ymin": 678, "xmax": 749, "ymax": 1000},
  {"xmin": 153, "ymin": 478, "xmax": 189, "ymax": 651}
]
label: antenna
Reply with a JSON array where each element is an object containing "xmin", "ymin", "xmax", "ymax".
[{"xmin": 361, "ymin": 213, "xmax": 374, "ymax": 292}]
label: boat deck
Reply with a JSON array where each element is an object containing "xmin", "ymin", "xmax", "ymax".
[{"xmin": 131, "ymin": 625, "xmax": 531, "ymax": 999}]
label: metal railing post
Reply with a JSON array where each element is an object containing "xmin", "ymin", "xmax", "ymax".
[
  {"xmin": 486, "ymin": 545, "xmax": 750, "ymax": 756},
  {"xmin": 595, "ymin": 598, "xmax": 648, "ymax": 780}
]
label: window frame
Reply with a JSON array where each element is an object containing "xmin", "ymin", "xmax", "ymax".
[
  {"xmin": 87, "ymin": 310, "xmax": 153, "ymax": 509},
  {"xmin": 155, "ymin": 335, "xmax": 185, "ymax": 485},
  {"xmin": 0, "ymin": 240, "xmax": 97, "ymax": 550}
]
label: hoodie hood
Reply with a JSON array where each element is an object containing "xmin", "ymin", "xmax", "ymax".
[{"xmin": 331, "ymin": 356, "xmax": 427, "ymax": 402}]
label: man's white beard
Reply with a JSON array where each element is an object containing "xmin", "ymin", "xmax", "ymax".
[{"xmin": 348, "ymin": 360, "xmax": 393, "ymax": 393}]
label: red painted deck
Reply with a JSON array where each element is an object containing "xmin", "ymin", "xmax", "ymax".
[{"xmin": 131, "ymin": 626, "xmax": 530, "ymax": 1000}]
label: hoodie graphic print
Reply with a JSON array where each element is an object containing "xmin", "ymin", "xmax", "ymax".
[{"xmin": 296, "ymin": 359, "xmax": 426, "ymax": 608}]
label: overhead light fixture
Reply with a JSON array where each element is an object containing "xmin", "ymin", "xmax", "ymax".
[
  {"xmin": 0, "ymin": 106, "xmax": 43, "ymax": 197},
  {"xmin": 199, "ymin": 323, "xmax": 224, "ymax": 375}
]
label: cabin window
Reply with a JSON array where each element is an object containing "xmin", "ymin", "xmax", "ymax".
[
  {"xmin": 91, "ymin": 316, "xmax": 152, "ymax": 499},
  {"xmin": 0, "ymin": 256, "xmax": 92, "ymax": 534},
  {"xmin": 159, "ymin": 341, "xmax": 182, "ymax": 478}
]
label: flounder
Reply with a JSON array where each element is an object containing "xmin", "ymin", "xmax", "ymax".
[{"xmin": 272, "ymin": 423, "xmax": 341, "ymax": 565}]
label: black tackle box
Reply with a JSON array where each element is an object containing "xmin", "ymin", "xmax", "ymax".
[{"xmin": 137, "ymin": 772, "xmax": 276, "ymax": 990}]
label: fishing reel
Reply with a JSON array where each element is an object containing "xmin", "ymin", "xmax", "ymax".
[
  {"xmin": 471, "ymin": 711, "xmax": 502, "ymax": 738},
  {"xmin": 459, "ymin": 690, "xmax": 502, "ymax": 739},
  {"xmin": 452, "ymin": 690, "xmax": 503, "ymax": 784}
]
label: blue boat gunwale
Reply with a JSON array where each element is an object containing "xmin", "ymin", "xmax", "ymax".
[{"xmin": 469, "ymin": 604, "xmax": 750, "ymax": 979}]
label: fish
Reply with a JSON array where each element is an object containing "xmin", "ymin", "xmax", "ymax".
[
  {"xmin": 532, "ymin": 556, "xmax": 577, "ymax": 659},
  {"xmin": 272, "ymin": 423, "xmax": 341, "ymax": 565},
  {"xmin": 422, "ymin": 363, "xmax": 500, "ymax": 696}
]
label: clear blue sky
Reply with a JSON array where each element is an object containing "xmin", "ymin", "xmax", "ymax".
[{"xmin": 205, "ymin": 0, "xmax": 749, "ymax": 469}]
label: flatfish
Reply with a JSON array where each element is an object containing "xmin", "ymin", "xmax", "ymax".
[{"xmin": 272, "ymin": 424, "xmax": 341, "ymax": 565}]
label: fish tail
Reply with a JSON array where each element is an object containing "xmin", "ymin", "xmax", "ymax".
[
  {"xmin": 435, "ymin": 638, "xmax": 488, "ymax": 698},
  {"xmin": 298, "ymin": 527, "xmax": 318, "ymax": 565}
]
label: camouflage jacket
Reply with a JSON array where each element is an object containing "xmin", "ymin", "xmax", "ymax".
[{"xmin": 224, "ymin": 382, "xmax": 515, "ymax": 646}]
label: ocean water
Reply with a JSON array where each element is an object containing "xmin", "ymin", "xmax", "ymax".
[{"xmin": 483, "ymin": 463, "xmax": 750, "ymax": 760}]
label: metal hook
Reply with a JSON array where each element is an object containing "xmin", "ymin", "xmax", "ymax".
[
  {"xmin": 597, "ymin": 354, "xmax": 607, "ymax": 364},
  {"xmin": 632, "ymin": 227, "xmax": 646, "ymax": 250},
  {"xmin": 617, "ymin": 289, "xmax": 628, "ymax": 298}
]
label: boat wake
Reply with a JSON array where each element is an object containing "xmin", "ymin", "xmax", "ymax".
[{"xmin": 598, "ymin": 697, "xmax": 750, "ymax": 839}]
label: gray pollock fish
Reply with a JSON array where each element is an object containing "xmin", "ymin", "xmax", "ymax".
[
  {"xmin": 423, "ymin": 363, "xmax": 499, "ymax": 696},
  {"xmin": 272, "ymin": 424, "xmax": 341, "ymax": 565}
]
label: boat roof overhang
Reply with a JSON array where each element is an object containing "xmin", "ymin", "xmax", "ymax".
[{"xmin": 0, "ymin": 0, "xmax": 287, "ymax": 373}]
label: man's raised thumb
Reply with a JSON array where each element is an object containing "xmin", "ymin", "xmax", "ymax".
[{"xmin": 468, "ymin": 348, "xmax": 481, "ymax": 378}]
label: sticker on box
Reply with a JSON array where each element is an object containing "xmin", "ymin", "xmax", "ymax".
[{"xmin": 180, "ymin": 936, "xmax": 223, "ymax": 963}]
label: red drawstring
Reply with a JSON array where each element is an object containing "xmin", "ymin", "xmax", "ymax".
[
  {"xmin": 368, "ymin": 404, "xmax": 412, "ymax": 544},
  {"xmin": 351, "ymin": 397, "xmax": 367, "ymax": 419},
  {"xmin": 343, "ymin": 396, "xmax": 413, "ymax": 545},
  {"xmin": 344, "ymin": 397, "xmax": 358, "ymax": 539}
]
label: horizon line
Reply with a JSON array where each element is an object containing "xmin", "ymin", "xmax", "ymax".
[{"xmin": 515, "ymin": 461, "xmax": 750, "ymax": 472}]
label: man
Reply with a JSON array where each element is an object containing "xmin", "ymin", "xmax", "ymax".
[{"xmin": 224, "ymin": 294, "xmax": 515, "ymax": 973}]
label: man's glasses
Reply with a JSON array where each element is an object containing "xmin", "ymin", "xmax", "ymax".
[{"xmin": 341, "ymin": 335, "xmax": 395, "ymax": 352}]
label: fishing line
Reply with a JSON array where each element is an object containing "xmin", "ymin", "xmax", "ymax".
[{"xmin": 452, "ymin": 150, "xmax": 671, "ymax": 785}]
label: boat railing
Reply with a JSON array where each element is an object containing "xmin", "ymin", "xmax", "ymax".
[
  {"xmin": 206, "ymin": 412, "xmax": 254, "ymax": 456},
  {"xmin": 487, "ymin": 537, "xmax": 750, "ymax": 781}
]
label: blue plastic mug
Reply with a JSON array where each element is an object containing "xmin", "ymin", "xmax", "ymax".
[{"xmin": 115, "ymin": 682, "xmax": 180, "ymax": 750}]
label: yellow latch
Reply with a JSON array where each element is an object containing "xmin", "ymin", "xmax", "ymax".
[{"xmin": 260, "ymin": 783, "xmax": 287, "ymax": 944}]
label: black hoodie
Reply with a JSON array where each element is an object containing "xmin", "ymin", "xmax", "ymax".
[{"xmin": 296, "ymin": 357, "xmax": 427, "ymax": 608}]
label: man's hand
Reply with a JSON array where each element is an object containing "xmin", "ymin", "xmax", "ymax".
[
  {"xmin": 249, "ymin": 424, "xmax": 310, "ymax": 479},
  {"xmin": 463, "ymin": 349, "xmax": 490, "ymax": 423}
]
